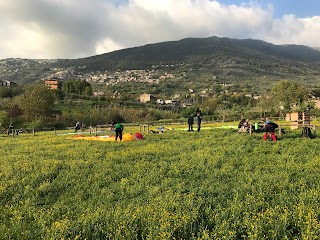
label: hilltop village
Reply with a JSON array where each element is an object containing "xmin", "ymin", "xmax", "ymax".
[
  {"xmin": 45, "ymin": 68, "xmax": 175, "ymax": 86},
  {"xmin": 1, "ymin": 58, "xmax": 320, "ymax": 109},
  {"xmin": 44, "ymin": 68, "xmax": 206, "ymax": 106}
]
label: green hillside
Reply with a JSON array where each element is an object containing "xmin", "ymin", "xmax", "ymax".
[
  {"xmin": 54, "ymin": 37, "xmax": 320, "ymax": 84},
  {"xmin": 1, "ymin": 36, "xmax": 320, "ymax": 87},
  {"xmin": 56, "ymin": 36, "xmax": 320, "ymax": 69}
]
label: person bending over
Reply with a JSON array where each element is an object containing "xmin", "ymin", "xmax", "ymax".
[
  {"xmin": 115, "ymin": 122, "xmax": 124, "ymax": 141},
  {"xmin": 263, "ymin": 118, "xmax": 277, "ymax": 142}
]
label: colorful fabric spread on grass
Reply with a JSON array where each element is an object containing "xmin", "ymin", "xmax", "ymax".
[
  {"xmin": 71, "ymin": 132, "xmax": 143, "ymax": 142},
  {"xmin": 57, "ymin": 130, "xmax": 107, "ymax": 136}
]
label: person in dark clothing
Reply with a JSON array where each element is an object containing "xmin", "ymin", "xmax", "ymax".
[
  {"xmin": 187, "ymin": 114, "xmax": 194, "ymax": 131},
  {"xmin": 238, "ymin": 119, "xmax": 246, "ymax": 129},
  {"xmin": 74, "ymin": 121, "xmax": 81, "ymax": 133},
  {"xmin": 263, "ymin": 118, "xmax": 277, "ymax": 142},
  {"xmin": 196, "ymin": 113, "xmax": 202, "ymax": 132},
  {"xmin": 115, "ymin": 122, "xmax": 124, "ymax": 141},
  {"xmin": 110, "ymin": 120, "xmax": 115, "ymax": 131},
  {"xmin": 7, "ymin": 122, "xmax": 14, "ymax": 135}
]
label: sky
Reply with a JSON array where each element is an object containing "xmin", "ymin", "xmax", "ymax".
[{"xmin": 0, "ymin": 0, "xmax": 319, "ymax": 59}]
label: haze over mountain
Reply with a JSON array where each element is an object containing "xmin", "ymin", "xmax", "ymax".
[{"xmin": 1, "ymin": 36, "xmax": 320, "ymax": 87}]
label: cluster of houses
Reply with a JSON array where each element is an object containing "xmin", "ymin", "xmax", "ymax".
[
  {"xmin": 2, "ymin": 74, "xmax": 320, "ymax": 110},
  {"xmin": 9, "ymin": 76, "xmax": 320, "ymax": 109},
  {"xmin": 45, "ymin": 69, "xmax": 175, "ymax": 86},
  {"xmin": 43, "ymin": 69, "xmax": 179, "ymax": 100},
  {"xmin": 139, "ymin": 93, "xmax": 179, "ymax": 104}
]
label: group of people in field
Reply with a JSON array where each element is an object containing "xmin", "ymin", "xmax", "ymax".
[
  {"xmin": 187, "ymin": 112, "xmax": 203, "ymax": 132},
  {"xmin": 187, "ymin": 112, "xmax": 278, "ymax": 142},
  {"xmin": 238, "ymin": 117, "xmax": 278, "ymax": 142},
  {"xmin": 74, "ymin": 113, "xmax": 279, "ymax": 143},
  {"xmin": 187, "ymin": 113, "xmax": 278, "ymax": 141}
]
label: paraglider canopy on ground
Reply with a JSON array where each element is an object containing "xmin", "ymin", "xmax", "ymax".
[{"xmin": 71, "ymin": 132, "xmax": 144, "ymax": 142}]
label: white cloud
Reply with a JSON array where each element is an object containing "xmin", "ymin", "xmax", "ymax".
[
  {"xmin": 262, "ymin": 15, "xmax": 320, "ymax": 46},
  {"xmin": 95, "ymin": 39, "xmax": 125, "ymax": 55},
  {"xmin": 0, "ymin": 0, "xmax": 319, "ymax": 59}
]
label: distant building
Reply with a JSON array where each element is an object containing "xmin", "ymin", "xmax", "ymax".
[
  {"xmin": 0, "ymin": 80, "xmax": 17, "ymax": 87},
  {"xmin": 139, "ymin": 93, "xmax": 156, "ymax": 103},
  {"xmin": 156, "ymin": 99, "xmax": 164, "ymax": 104},
  {"xmin": 159, "ymin": 73, "xmax": 175, "ymax": 80},
  {"xmin": 182, "ymin": 102, "xmax": 193, "ymax": 107},
  {"xmin": 173, "ymin": 94, "xmax": 181, "ymax": 99},
  {"xmin": 312, "ymin": 98, "xmax": 320, "ymax": 109},
  {"xmin": 44, "ymin": 78, "xmax": 62, "ymax": 90},
  {"xmin": 93, "ymin": 91, "xmax": 106, "ymax": 96}
]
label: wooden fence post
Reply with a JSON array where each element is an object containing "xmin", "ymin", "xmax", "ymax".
[
  {"xmin": 139, "ymin": 124, "xmax": 150, "ymax": 133},
  {"xmin": 278, "ymin": 125, "xmax": 282, "ymax": 137}
]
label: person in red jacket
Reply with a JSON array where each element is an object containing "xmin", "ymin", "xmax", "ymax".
[{"xmin": 263, "ymin": 118, "xmax": 277, "ymax": 142}]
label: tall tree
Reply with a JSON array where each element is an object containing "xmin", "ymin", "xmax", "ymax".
[
  {"xmin": 0, "ymin": 99, "xmax": 22, "ymax": 129},
  {"xmin": 271, "ymin": 80, "xmax": 308, "ymax": 112},
  {"xmin": 257, "ymin": 94, "xmax": 275, "ymax": 117},
  {"xmin": 62, "ymin": 79, "xmax": 92, "ymax": 96},
  {"xmin": 15, "ymin": 83, "xmax": 55, "ymax": 121}
]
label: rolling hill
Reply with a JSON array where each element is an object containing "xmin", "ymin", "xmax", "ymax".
[{"xmin": 1, "ymin": 36, "xmax": 320, "ymax": 87}]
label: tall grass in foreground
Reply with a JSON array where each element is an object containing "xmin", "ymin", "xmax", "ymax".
[{"xmin": 1, "ymin": 128, "xmax": 320, "ymax": 239}]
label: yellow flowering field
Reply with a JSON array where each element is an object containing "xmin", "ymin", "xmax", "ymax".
[{"xmin": 1, "ymin": 126, "xmax": 320, "ymax": 239}]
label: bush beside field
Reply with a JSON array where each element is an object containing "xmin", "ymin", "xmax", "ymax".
[{"xmin": 1, "ymin": 127, "xmax": 320, "ymax": 239}]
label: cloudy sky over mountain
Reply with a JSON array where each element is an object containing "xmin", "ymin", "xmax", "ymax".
[{"xmin": 0, "ymin": 0, "xmax": 319, "ymax": 59}]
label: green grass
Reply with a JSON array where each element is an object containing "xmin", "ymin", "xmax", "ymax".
[{"xmin": 1, "ymin": 126, "xmax": 320, "ymax": 239}]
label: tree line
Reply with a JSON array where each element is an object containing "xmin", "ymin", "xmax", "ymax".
[{"xmin": 0, "ymin": 79, "xmax": 318, "ymax": 131}]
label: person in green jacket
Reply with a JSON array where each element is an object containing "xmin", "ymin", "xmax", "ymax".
[{"xmin": 115, "ymin": 122, "xmax": 124, "ymax": 141}]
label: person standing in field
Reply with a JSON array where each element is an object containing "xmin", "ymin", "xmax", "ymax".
[
  {"xmin": 196, "ymin": 113, "xmax": 202, "ymax": 132},
  {"xmin": 74, "ymin": 121, "xmax": 81, "ymax": 133},
  {"xmin": 115, "ymin": 122, "xmax": 124, "ymax": 141},
  {"xmin": 263, "ymin": 118, "xmax": 277, "ymax": 142},
  {"xmin": 187, "ymin": 114, "xmax": 194, "ymax": 131},
  {"xmin": 110, "ymin": 120, "xmax": 115, "ymax": 132}
]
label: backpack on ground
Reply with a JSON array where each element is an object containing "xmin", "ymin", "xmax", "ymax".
[
  {"xmin": 270, "ymin": 122, "xmax": 278, "ymax": 129},
  {"xmin": 302, "ymin": 127, "xmax": 313, "ymax": 138}
]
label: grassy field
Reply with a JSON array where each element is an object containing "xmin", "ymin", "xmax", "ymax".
[{"xmin": 1, "ymin": 124, "xmax": 320, "ymax": 239}]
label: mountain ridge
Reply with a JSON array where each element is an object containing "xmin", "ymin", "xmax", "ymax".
[{"xmin": 1, "ymin": 36, "xmax": 320, "ymax": 86}]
